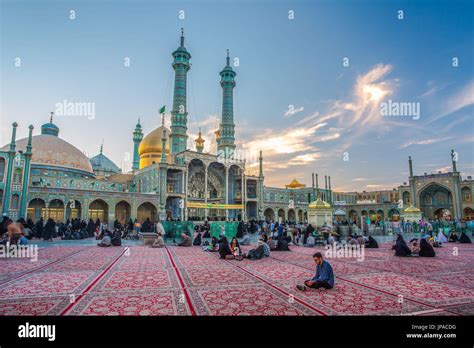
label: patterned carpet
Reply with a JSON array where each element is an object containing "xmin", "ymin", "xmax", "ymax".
[{"xmin": 0, "ymin": 242, "xmax": 472, "ymax": 316}]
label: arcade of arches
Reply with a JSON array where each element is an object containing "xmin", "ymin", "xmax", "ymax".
[{"xmin": 26, "ymin": 198, "xmax": 159, "ymax": 223}]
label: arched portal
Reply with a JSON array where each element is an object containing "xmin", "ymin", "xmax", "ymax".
[
  {"xmin": 27, "ymin": 198, "xmax": 46, "ymax": 221},
  {"xmin": 349, "ymin": 210, "xmax": 358, "ymax": 223},
  {"xmin": 298, "ymin": 209, "xmax": 303, "ymax": 223},
  {"xmin": 288, "ymin": 209, "xmax": 296, "ymax": 222},
  {"xmin": 264, "ymin": 208, "xmax": 275, "ymax": 221},
  {"xmin": 277, "ymin": 208, "xmax": 285, "ymax": 221},
  {"xmin": 115, "ymin": 200, "xmax": 131, "ymax": 224},
  {"xmin": 89, "ymin": 199, "xmax": 109, "ymax": 223},
  {"xmin": 419, "ymin": 183, "xmax": 453, "ymax": 220},
  {"xmin": 65, "ymin": 200, "xmax": 81, "ymax": 221},
  {"xmin": 137, "ymin": 202, "xmax": 157, "ymax": 223},
  {"xmin": 388, "ymin": 208, "xmax": 400, "ymax": 221},
  {"xmin": 48, "ymin": 199, "xmax": 65, "ymax": 222}
]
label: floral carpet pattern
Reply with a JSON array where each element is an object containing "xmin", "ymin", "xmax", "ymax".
[{"xmin": 0, "ymin": 242, "xmax": 472, "ymax": 316}]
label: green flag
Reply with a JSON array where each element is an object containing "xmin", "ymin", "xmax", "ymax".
[{"xmin": 159, "ymin": 106, "xmax": 165, "ymax": 114}]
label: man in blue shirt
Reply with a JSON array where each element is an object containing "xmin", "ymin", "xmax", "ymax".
[{"xmin": 297, "ymin": 252, "xmax": 334, "ymax": 290}]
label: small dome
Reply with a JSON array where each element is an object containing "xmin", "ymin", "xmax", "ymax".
[
  {"xmin": 90, "ymin": 153, "xmax": 121, "ymax": 175},
  {"xmin": 404, "ymin": 205, "xmax": 421, "ymax": 213},
  {"xmin": 138, "ymin": 126, "xmax": 170, "ymax": 169},
  {"xmin": 309, "ymin": 198, "xmax": 331, "ymax": 209},
  {"xmin": 285, "ymin": 178, "xmax": 306, "ymax": 189}
]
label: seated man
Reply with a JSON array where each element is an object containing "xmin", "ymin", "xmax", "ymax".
[
  {"xmin": 305, "ymin": 234, "xmax": 315, "ymax": 247},
  {"xmin": 151, "ymin": 232, "xmax": 165, "ymax": 248},
  {"xmin": 297, "ymin": 252, "xmax": 334, "ymax": 290},
  {"xmin": 178, "ymin": 233, "xmax": 192, "ymax": 247},
  {"xmin": 240, "ymin": 233, "xmax": 251, "ymax": 245},
  {"xmin": 245, "ymin": 239, "xmax": 270, "ymax": 260},
  {"xmin": 97, "ymin": 233, "xmax": 112, "ymax": 247}
]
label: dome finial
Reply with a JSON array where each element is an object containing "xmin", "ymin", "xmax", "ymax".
[
  {"xmin": 50, "ymin": 111, "xmax": 54, "ymax": 123},
  {"xmin": 100, "ymin": 139, "xmax": 104, "ymax": 154}
]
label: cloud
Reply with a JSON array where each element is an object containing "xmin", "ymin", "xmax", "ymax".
[
  {"xmin": 399, "ymin": 137, "xmax": 451, "ymax": 149},
  {"xmin": 428, "ymin": 80, "xmax": 474, "ymax": 124},
  {"xmin": 237, "ymin": 63, "xmax": 398, "ymax": 187},
  {"xmin": 284, "ymin": 106, "xmax": 304, "ymax": 118}
]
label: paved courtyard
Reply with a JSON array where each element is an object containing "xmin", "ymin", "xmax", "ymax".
[{"xmin": 0, "ymin": 242, "xmax": 473, "ymax": 316}]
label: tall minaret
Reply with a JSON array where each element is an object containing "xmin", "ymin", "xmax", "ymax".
[
  {"xmin": 132, "ymin": 119, "xmax": 143, "ymax": 171},
  {"xmin": 217, "ymin": 49, "xmax": 236, "ymax": 157},
  {"xmin": 170, "ymin": 28, "xmax": 191, "ymax": 154}
]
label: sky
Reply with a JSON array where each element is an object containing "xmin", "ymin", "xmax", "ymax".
[{"xmin": 1, "ymin": 0, "xmax": 473, "ymax": 191}]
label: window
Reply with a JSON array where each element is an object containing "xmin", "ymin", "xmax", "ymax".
[
  {"xmin": 0, "ymin": 157, "xmax": 5, "ymax": 182},
  {"xmin": 11, "ymin": 194, "xmax": 19, "ymax": 210}
]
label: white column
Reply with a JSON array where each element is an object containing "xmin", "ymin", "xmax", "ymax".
[
  {"xmin": 184, "ymin": 168, "xmax": 188, "ymax": 221},
  {"xmin": 225, "ymin": 166, "xmax": 229, "ymax": 221},
  {"xmin": 204, "ymin": 164, "xmax": 208, "ymax": 221},
  {"xmin": 241, "ymin": 171, "xmax": 245, "ymax": 221},
  {"xmin": 181, "ymin": 169, "xmax": 186, "ymax": 221}
]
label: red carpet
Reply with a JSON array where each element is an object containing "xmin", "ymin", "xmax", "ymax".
[{"xmin": 0, "ymin": 243, "xmax": 472, "ymax": 316}]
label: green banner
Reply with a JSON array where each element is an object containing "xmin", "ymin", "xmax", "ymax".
[
  {"xmin": 209, "ymin": 221, "xmax": 239, "ymax": 239},
  {"xmin": 162, "ymin": 221, "xmax": 194, "ymax": 242}
]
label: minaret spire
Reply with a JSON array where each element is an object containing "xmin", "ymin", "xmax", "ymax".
[
  {"xmin": 170, "ymin": 28, "xmax": 191, "ymax": 154},
  {"xmin": 217, "ymin": 49, "xmax": 236, "ymax": 157},
  {"xmin": 132, "ymin": 117, "xmax": 143, "ymax": 171},
  {"xmin": 100, "ymin": 139, "xmax": 104, "ymax": 154}
]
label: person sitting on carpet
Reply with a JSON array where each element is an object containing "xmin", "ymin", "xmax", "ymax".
[
  {"xmin": 245, "ymin": 239, "xmax": 270, "ymax": 260},
  {"xmin": 218, "ymin": 237, "xmax": 233, "ymax": 259},
  {"xmin": 240, "ymin": 233, "xmax": 251, "ymax": 245},
  {"xmin": 419, "ymin": 238, "xmax": 435, "ymax": 257},
  {"xmin": 393, "ymin": 234, "xmax": 412, "ymax": 257},
  {"xmin": 111, "ymin": 230, "xmax": 122, "ymax": 246},
  {"xmin": 366, "ymin": 235, "xmax": 378, "ymax": 248},
  {"xmin": 151, "ymin": 232, "xmax": 165, "ymax": 248},
  {"xmin": 97, "ymin": 232, "xmax": 112, "ymax": 247},
  {"xmin": 276, "ymin": 237, "xmax": 291, "ymax": 251},
  {"xmin": 459, "ymin": 231, "xmax": 472, "ymax": 243},
  {"xmin": 305, "ymin": 234, "xmax": 315, "ymax": 247},
  {"xmin": 193, "ymin": 232, "xmax": 202, "ymax": 246},
  {"xmin": 267, "ymin": 236, "xmax": 278, "ymax": 251},
  {"xmin": 409, "ymin": 238, "xmax": 420, "ymax": 255},
  {"xmin": 297, "ymin": 252, "xmax": 334, "ymax": 291},
  {"xmin": 178, "ymin": 233, "xmax": 192, "ymax": 247},
  {"xmin": 202, "ymin": 230, "xmax": 211, "ymax": 239},
  {"xmin": 230, "ymin": 237, "xmax": 242, "ymax": 257},
  {"xmin": 448, "ymin": 231, "xmax": 458, "ymax": 242},
  {"xmin": 437, "ymin": 230, "xmax": 448, "ymax": 244}
]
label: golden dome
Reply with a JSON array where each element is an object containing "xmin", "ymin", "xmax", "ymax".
[
  {"xmin": 138, "ymin": 126, "xmax": 171, "ymax": 169},
  {"xmin": 285, "ymin": 178, "xmax": 306, "ymax": 189},
  {"xmin": 308, "ymin": 198, "xmax": 331, "ymax": 209},
  {"xmin": 404, "ymin": 205, "xmax": 421, "ymax": 213},
  {"xmin": 215, "ymin": 129, "xmax": 221, "ymax": 140},
  {"xmin": 195, "ymin": 132, "xmax": 205, "ymax": 146},
  {"xmin": 2, "ymin": 134, "xmax": 94, "ymax": 175}
]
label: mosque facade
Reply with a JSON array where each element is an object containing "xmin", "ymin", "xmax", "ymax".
[{"xmin": 1, "ymin": 31, "xmax": 473, "ymax": 225}]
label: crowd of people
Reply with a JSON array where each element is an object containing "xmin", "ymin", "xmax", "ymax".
[{"xmin": 393, "ymin": 228, "xmax": 471, "ymax": 257}]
